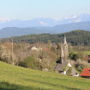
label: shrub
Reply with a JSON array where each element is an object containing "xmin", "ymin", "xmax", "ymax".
[
  {"xmin": 19, "ymin": 56, "xmax": 42, "ymax": 70},
  {"xmin": 69, "ymin": 52, "xmax": 79, "ymax": 61},
  {"xmin": 75, "ymin": 64, "xmax": 84, "ymax": 72},
  {"xmin": 66, "ymin": 67, "xmax": 72, "ymax": 76}
]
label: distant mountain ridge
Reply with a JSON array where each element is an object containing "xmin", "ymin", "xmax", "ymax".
[
  {"xmin": 0, "ymin": 21, "xmax": 90, "ymax": 38},
  {"xmin": 0, "ymin": 13, "xmax": 90, "ymax": 29}
]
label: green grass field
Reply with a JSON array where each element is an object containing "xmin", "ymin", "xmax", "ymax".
[
  {"xmin": 0, "ymin": 61, "xmax": 90, "ymax": 90},
  {"xmin": 83, "ymin": 51, "xmax": 90, "ymax": 55}
]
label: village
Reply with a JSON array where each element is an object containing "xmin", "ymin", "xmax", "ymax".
[{"xmin": 0, "ymin": 36, "xmax": 90, "ymax": 78}]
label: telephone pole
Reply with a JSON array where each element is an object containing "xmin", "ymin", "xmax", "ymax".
[{"xmin": 11, "ymin": 39, "xmax": 14, "ymax": 65}]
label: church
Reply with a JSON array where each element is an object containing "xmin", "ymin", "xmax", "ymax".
[{"xmin": 55, "ymin": 37, "xmax": 78, "ymax": 76}]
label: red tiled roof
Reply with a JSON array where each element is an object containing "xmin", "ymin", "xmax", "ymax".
[{"xmin": 80, "ymin": 68, "xmax": 90, "ymax": 77}]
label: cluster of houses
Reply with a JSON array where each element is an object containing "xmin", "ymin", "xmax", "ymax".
[
  {"xmin": 29, "ymin": 37, "xmax": 90, "ymax": 78},
  {"xmin": 55, "ymin": 37, "xmax": 90, "ymax": 78}
]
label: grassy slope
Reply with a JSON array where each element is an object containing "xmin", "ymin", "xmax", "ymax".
[
  {"xmin": 0, "ymin": 62, "xmax": 90, "ymax": 90},
  {"xmin": 83, "ymin": 51, "xmax": 90, "ymax": 55}
]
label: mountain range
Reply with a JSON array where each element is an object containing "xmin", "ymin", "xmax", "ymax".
[
  {"xmin": 0, "ymin": 13, "xmax": 90, "ymax": 38},
  {"xmin": 0, "ymin": 13, "xmax": 90, "ymax": 28}
]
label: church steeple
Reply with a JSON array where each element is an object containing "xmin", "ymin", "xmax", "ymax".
[
  {"xmin": 61, "ymin": 44, "xmax": 64, "ymax": 63},
  {"xmin": 63, "ymin": 36, "xmax": 68, "ymax": 61},
  {"xmin": 60, "ymin": 36, "xmax": 69, "ymax": 64},
  {"xmin": 64, "ymin": 36, "xmax": 67, "ymax": 45}
]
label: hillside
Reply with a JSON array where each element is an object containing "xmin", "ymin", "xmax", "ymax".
[
  {"xmin": 0, "ymin": 61, "xmax": 90, "ymax": 90},
  {"xmin": 2, "ymin": 30, "xmax": 90, "ymax": 46}
]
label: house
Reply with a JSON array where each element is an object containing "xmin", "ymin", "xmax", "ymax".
[
  {"xmin": 31, "ymin": 46, "xmax": 42, "ymax": 51},
  {"xmin": 80, "ymin": 68, "xmax": 90, "ymax": 78}
]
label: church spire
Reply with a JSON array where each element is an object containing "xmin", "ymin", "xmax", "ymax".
[
  {"xmin": 64, "ymin": 36, "xmax": 68, "ymax": 60},
  {"xmin": 64, "ymin": 36, "xmax": 67, "ymax": 45},
  {"xmin": 61, "ymin": 44, "xmax": 64, "ymax": 58},
  {"xmin": 61, "ymin": 44, "xmax": 64, "ymax": 63}
]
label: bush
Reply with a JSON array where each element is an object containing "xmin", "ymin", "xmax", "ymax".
[
  {"xmin": 19, "ymin": 56, "xmax": 42, "ymax": 70},
  {"xmin": 66, "ymin": 67, "xmax": 72, "ymax": 76},
  {"xmin": 69, "ymin": 52, "xmax": 79, "ymax": 61},
  {"xmin": 75, "ymin": 64, "xmax": 84, "ymax": 72}
]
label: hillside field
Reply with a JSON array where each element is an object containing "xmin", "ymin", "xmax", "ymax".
[{"xmin": 0, "ymin": 61, "xmax": 90, "ymax": 90}]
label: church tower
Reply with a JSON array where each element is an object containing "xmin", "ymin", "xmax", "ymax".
[
  {"xmin": 60, "ymin": 44, "xmax": 64, "ymax": 64},
  {"xmin": 55, "ymin": 36, "xmax": 69, "ymax": 73},
  {"xmin": 63, "ymin": 36, "xmax": 68, "ymax": 61},
  {"xmin": 60, "ymin": 36, "xmax": 69, "ymax": 62},
  {"xmin": 55, "ymin": 36, "xmax": 78, "ymax": 75}
]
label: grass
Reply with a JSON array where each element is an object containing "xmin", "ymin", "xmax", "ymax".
[
  {"xmin": 83, "ymin": 51, "xmax": 90, "ymax": 55},
  {"xmin": 0, "ymin": 62, "xmax": 89, "ymax": 90}
]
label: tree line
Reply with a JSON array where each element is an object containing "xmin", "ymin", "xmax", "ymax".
[{"xmin": 1, "ymin": 30, "xmax": 90, "ymax": 46}]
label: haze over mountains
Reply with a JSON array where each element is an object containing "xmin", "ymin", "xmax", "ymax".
[{"xmin": 0, "ymin": 13, "xmax": 90, "ymax": 38}]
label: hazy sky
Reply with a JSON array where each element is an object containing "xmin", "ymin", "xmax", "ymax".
[{"xmin": 0, "ymin": 0, "xmax": 90, "ymax": 20}]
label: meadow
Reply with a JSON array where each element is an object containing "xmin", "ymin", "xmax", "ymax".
[{"xmin": 0, "ymin": 61, "xmax": 90, "ymax": 90}]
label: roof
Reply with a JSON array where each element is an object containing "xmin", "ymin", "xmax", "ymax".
[
  {"xmin": 55, "ymin": 61, "xmax": 68, "ymax": 71},
  {"xmin": 80, "ymin": 68, "xmax": 90, "ymax": 77}
]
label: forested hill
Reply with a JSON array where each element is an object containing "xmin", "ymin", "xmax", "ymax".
[{"xmin": 2, "ymin": 30, "xmax": 90, "ymax": 46}]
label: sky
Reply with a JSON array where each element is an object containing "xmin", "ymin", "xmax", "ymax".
[{"xmin": 0, "ymin": 0, "xmax": 90, "ymax": 20}]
